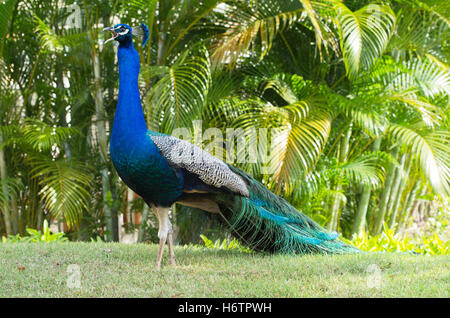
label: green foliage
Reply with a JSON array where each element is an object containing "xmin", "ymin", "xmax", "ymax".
[
  {"xmin": 90, "ymin": 236, "xmax": 105, "ymax": 243},
  {"xmin": 0, "ymin": 177, "xmax": 22, "ymax": 208},
  {"xmin": 346, "ymin": 224, "xmax": 449, "ymax": 255},
  {"xmin": 211, "ymin": 0, "xmax": 305, "ymax": 68},
  {"xmin": 387, "ymin": 124, "xmax": 450, "ymax": 196},
  {"xmin": 200, "ymin": 234, "xmax": 252, "ymax": 253},
  {"xmin": 0, "ymin": 0, "xmax": 449, "ymax": 249},
  {"xmin": 30, "ymin": 157, "xmax": 92, "ymax": 229},
  {"xmin": 418, "ymin": 233, "xmax": 450, "ymax": 255},
  {"xmin": 145, "ymin": 46, "xmax": 211, "ymax": 133},
  {"xmin": 0, "ymin": 0, "xmax": 17, "ymax": 49},
  {"xmin": 21, "ymin": 119, "xmax": 78, "ymax": 152},
  {"xmin": 1, "ymin": 220, "xmax": 68, "ymax": 243},
  {"xmin": 335, "ymin": 2, "xmax": 396, "ymax": 78}
]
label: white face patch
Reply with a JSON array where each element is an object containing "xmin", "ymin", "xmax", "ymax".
[{"xmin": 117, "ymin": 28, "xmax": 129, "ymax": 36}]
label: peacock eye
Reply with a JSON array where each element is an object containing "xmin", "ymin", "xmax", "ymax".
[{"xmin": 120, "ymin": 27, "xmax": 125, "ymax": 32}]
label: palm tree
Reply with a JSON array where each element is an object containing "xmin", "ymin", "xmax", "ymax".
[
  {"xmin": 0, "ymin": 0, "xmax": 20, "ymax": 234},
  {"xmin": 203, "ymin": 0, "xmax": 450, "ymax": 237},
  {"xmin": 1, "ymin": 0, "xmax": 448, "ymax": 245}
]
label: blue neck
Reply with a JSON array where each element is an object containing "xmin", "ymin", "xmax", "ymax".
[{"xmin": 113, "ymin": 39, "xmax": 147, "ymax": 137}]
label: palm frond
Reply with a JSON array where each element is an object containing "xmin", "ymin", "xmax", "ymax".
[
  {"xmin": 387, "ymin": 123, "xmax": 450, "ymax": 195},
  {"xmin": 31, "ymin": 157, "xmax": 92, "ymax": 228},
  {"xmin": 204, "ymin": 72, "xmax": 245, "ymax": 126},
  {"xmin": 34, "ymin": 13, "xmax": 89, "ymax": 53},
  {"xmin": 22, "ymin": 119, "xmax": 78, "ymax": 152},
  {"xmin": 262, "ymin": 73, "xmax": 302, "ymax": 105},
  {"xmin": 389, "ymin": 5, "xmax": 449, "ymax": 61},
  {"xmin": 361, "ymin": 56, "xmax": 449, "ymax": 125},
  {"xmin": 0, "ymin": 177, "xmax": 22, "ymax": 208},
  {"xmin": 0, "ymin": 0, "xmax": 17, "ymax": 50},
  {"xmin": 231, "ymin": 99, "xmax": 332, "ymax": 194},
  {"xmin": 388, "ymin": 94, "xmax": 442, "ymax": 126},
  {"xmin": 338, "ymin": 151, "xmax": 387, "ymax": 187},
  {"xmin": 211, "ymin": 0, "xmax": 305, "ymax": 68},
  {"xmin": 330, "ymin": 92, "xmax": 386, "ymax": 136},
  {"xmin": 0, "ymin": 125, "xmax": 19, "ymax": 150},
  {"xmin": 405, "ymin": 0, "xmax": 450, "ymax": 27},
  {"xmin": 335, "ymin": 2, "xmax": 396, "ymax": 78},
  {"xmin": 370, "ymin": 56, "xmax": 450, "ymax": 99},
  {"xmin": 146, "ymin": 46, "xmax": 211, "ymax": 133}
]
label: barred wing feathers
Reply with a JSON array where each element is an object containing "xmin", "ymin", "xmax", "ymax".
[{"xmin": 149, "ymin": 133, "xmax": 249, "ymax": 196}]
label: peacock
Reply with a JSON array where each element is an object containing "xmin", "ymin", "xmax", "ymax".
[{"xmin": 104, "ymin": 23, "xmax": 358, "ymax": 269}]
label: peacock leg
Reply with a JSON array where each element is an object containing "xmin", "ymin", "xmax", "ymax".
[
  {"xmin": 167, "ymin": 231, "xmax": 176, "ymax": 265},
  {"xmin": 152, "ymin": 205, "xmax": 172, "ymax": 269},
  {"xmin": 156, "ymin": 236, "xmax": 166, "ymax": 270}
]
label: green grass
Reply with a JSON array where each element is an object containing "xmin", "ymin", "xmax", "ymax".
[{"xmin": 0, "ymin": 242, "xmax": 448, "ymax": 297}]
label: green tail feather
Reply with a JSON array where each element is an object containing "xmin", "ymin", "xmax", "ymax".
[{"xmin": 216, "ymin": 166, "xmax": 360, "ymax": 255}]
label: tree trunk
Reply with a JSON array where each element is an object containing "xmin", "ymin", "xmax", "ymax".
[
  {"xmin": 398, "ymin": 180, "xmax": 420, "ymax": 232},
  {"xmin": 156, "ymin": 20, "xmax": 165, "ymax": 66},
  {"xmin": 385, "ymin": 154, "xmax": 406, "ymax": 229},
  {"xmin": 371, "ymin": 148, "xmax": 398, "ymax": 235},
  {"xmin": 9, "ymin": 196, "xmax": 18, "ymax": 234},
  {"xmin": 351, "ymin": 137, "xmax": 381, "ymax": 236},
  {"xmin": 84, "ymin": 2, "xmax": 118, "ymax": 241},
  {"xmin": 328, "ymin": 122, "xmax": 352, "ymax": 232},
  {"xmin": 109, "ymin": 182, "xmax": 120, "ymax": 241},
  {"xmin": 388, "ymin": 154, "xmax": 408, "ymax": 230},
  {"xmin": 138, "ymin": 204, "xmax": 150, "ymax": 242},
  {"xmin": 93, "ymin": 46, "xmax": 117, "ymax": 242},
  {"xmin": 0, "ymin": 134, "xmax": 13, "ymax": 235},
  {"xmin": 0, "ymin": 0, "xmax": 18, "ymax": 236}
]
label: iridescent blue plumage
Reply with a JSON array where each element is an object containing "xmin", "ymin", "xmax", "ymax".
[
  {"xmin": 106, "ymin": 23, "xmax": 359, "ymax": 268},
  {"xmin": 109, "ymin": 26, "xmax": 182, "ymax": 207}
]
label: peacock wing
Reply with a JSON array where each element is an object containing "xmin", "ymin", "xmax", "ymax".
[{"xmin": 149, "ymin": 134, "xmax": 249, "ymax": 197}]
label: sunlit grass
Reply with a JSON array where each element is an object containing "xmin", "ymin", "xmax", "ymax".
[{"xmin": 0, "ymin": 242, "xmax": 448, "ymax": 297}]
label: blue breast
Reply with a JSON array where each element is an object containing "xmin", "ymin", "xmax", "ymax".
[{"xmin": 110, "ymin": 130, "xmax": 183, "ymax": 206}]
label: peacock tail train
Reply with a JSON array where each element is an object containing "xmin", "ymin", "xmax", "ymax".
[{"xmin": 215, "ymin": 165, "xmax": 360, "ymax": 254}]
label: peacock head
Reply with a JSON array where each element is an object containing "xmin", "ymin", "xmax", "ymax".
[{"xmin": 103, "ymin": 23, "xmax": 149, "ymax": 47}]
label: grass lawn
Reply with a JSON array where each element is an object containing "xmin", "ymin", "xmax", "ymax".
[{"xmin": 0, "ymin": 242, "xmax": 448, "ymax": 297}]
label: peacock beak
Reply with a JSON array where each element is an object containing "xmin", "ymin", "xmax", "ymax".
[{"xmin": 103, "ymin": 27, "xmax": 118, "ymax": 44}]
